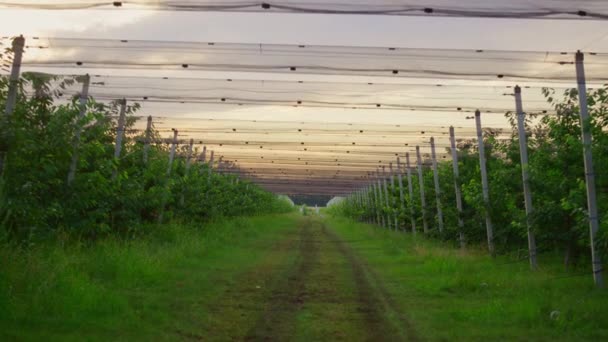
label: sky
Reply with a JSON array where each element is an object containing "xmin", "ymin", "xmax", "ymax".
[{"xmin": 1, "ymin": 5, "xmax": 608, "ymax": 194}]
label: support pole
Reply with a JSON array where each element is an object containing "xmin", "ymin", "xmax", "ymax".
[
  {"xmin": 1, "ymin": 36, "xmax": 25, "ymax": 175},
  {"xmin": 514, "ymin": 86, "xmax": 538, "ymax": 269},
  {"xmin": 180, "ymin": 138, "xmax": 194, "ymax": 206},
  {"xmin": 376, "ymin": 169, "xmax": 386, "ymax": 229},
  {"xmin": 416, "ymin": 146, "xmax": 429, "ymax": 234},
  {"xmin": 372, "ymin": 175, "xmax": 381, "ymax": 225},
  {"xmin": 396, "ymin": 157, "xmax": 406, "ymax": 231},
  {"xmin": 4, "ymin": 36, "xmax": 25, "ymax": 116},
  {"xmin": 382, "ymin": 166, "xmax": 391, "ymax": 230},
  {"xmin": 158, "ymin": 130, "xmax": 178, "ymax": 224},
  {"xmin": 405, "ymin": 152, "xmax": 417, "ymax": 234},
  {"xmin": 370, "ymin": 181, "xmax": 376, "ymax": 224},
  {"xmin": 111, "ymin": 99, "xmax": 127, "ymax": 180},
  {"xmin": 201, "ymin": 146, "xmax": 207, "ymax": 163},
  {"xmin": 208, "ymin": 150, "xmax": 215, "ymax": 185},
  {"xmin": 185, "ymin": 138, "xmax": 194, "ymax": 171},
  {"xmin": 143, "ymin": 115, "xmax": 152, "ymax": 164},
  {"xmin": 475, "ymin": 110, "xmax": 495, "ymax": 255},
  {"xmin": 449, "ymin": 127, "xmax": 466, "ymax": 249},
  {"xmin": 67, "ymin": 74, "xmax": 90, "ymax": 186},
  {"xmin": 390, "ymin": 162, "xmax": 399, "ymax": 230},
  {"xmin": 575, "ymin": 51, "xmax": 603, "ymax": 287},
  {"xmin": 430, "ymin": 137, "xmax": 444, "ymax": 233},
  {"xmin": 167, "ymin": 129, "xmax": 178, "ymax": 175}
]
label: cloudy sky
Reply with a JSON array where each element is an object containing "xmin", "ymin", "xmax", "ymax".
[{"xmin": 1, "ymin": 4, "xmax": 608, "ymax": 193}]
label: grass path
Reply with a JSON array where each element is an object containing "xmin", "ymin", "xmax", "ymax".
[
  {"xmin": 2, "ymin": 214, "xmax": 608, "ymax": 340},
  {"xmin": 202, "ymin": 216, "xmax": 418, "ymax": 341}
]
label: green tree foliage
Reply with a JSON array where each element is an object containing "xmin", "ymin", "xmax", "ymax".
[
  {"xmin": 335, "ymin": 85, "xmax": 608, "ymax": 266},
  {"xmin": 0, "ymin": 72, "xmax": 292, "ymax": 242}
]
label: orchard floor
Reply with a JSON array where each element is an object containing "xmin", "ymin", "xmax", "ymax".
[{"xmin": 2, "ymin": 214, "xmax": 608, "ymax": 341}]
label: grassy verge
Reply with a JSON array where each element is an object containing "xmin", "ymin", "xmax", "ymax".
[
  {"xmin": 325, "ymin": 216, "xmax": 608, "ymax": 341},
  {"xmin": 0, "ymin": 214, "xmax": 299, "ymax": 341}
]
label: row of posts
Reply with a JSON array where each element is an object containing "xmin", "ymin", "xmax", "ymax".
[
  {"xmin": 348, "ymin": 52, "xmax": 602, "ymax": 287},
  {"xmin": 2, "ymin": 37, "xmax": 603, "ymax": 287},
  {"xmin": 1, "ymin": 36, "xmax": 246, "ymax": 225}
]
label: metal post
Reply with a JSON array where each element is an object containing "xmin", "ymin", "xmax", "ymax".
[
  {"xmin": 449, "ymin": 126, "xmax": 466, "ymax": 249},
  {"xmin": 430, "ymin": 137, "xmax": 444, "ymax": 233},
  {"xmin": 514, "ymin": 86, "xmax": 538, "ymax": 269},
  {"xmin": 67, "ymin": 74, "xmax": 90, "ymax": 186},
  {"xmin": 575, "ymin": 51, "xmax": 603, "ymax": 287},
  {"xmin": 405, "ymin": 152, "xmax": 417, "ymax": 234},
  {"xmin": 111, "ymin": 99, "xmax": 127, "ymax": 180},
  {"xmin": 416, "ymin": 146, "xmax": 429, "ymax": 234},
  {"xmin": 143, "ymin": 115, "xmax": 152, "ymax": 164},
  {"xmin": 475, "ymin": 110, "xmax": 495, "ymax": 255}
]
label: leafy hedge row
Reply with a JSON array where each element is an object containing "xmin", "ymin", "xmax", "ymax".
[
  {"xmin": 0, "ymin": 74, "xmax": 292, "ymax": 242},
  {"xmin": 334, "ymin": 86, "xmax": 608, "ymax": 267}
]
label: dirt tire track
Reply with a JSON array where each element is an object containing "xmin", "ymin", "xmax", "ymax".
[
  {"xmin": 320, "ymin": 223, "xmax": 420, "ymax": 342},
  {"xmin": 244, "ymin": 217, "xmax": 319, "ymax": 341}
]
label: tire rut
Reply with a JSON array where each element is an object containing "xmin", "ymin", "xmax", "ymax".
[
  {"xmin": 244, "ymin": 217, "xmax": 319, "ymax": 341},
  {"xmin": 320, "ymin": 223, "xmax": 420, "ymax": 342}
]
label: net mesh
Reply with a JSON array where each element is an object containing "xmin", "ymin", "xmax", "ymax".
[
  {"xmin": 2, "ymin": 35, "xmax": 601, "ymax": 195},
  {"xmin": 2, "ymin": 1, "xmax": 608, "ymax": 19}
]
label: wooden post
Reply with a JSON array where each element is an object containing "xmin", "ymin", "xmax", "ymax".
[
  {"xmin": 575, "ymin": 51, "xmax": 603, "ymax": 287},
  {"xmin": 430, "ymin": 137, "xmax": 444, "ymax": 233},
  {"xmin": 143, "ymin": 115, "xmax": 152, "ymax": 164},
  {"xmin": 111, "ymin": 99, "xmax": 127, "ymax": 180},
  {"xmin": 416, "ymin": 146, "xmax": 429, "ymax": 234},
  {"xmin": 1, "ymin": 36, "xmax": 25, "ymax": 175},
  {"xmin": 449, "ymin": 126, "xmax": 466, "ymax": 248},
  {"xmin": 475, "ymin": 110, "xmax": 495, "ymax": 255},
  {"xmin": 67, "ymin": 74, "xmax": 91, "ymax": 186},
  {"xmin": 514, "ymin": 86, "xmax": 538, "ymax": 269},
  {"xmin": 405, "ymin": 153, "xmax": 417, "ymax": 234}
]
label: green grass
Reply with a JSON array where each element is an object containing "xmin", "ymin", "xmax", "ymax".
[
  {"xmin": 325, "ymin": 216, "xmax": 608, "ymax": 341},
  {"xmin": 3, "ymin": 213, "xmax": 607, "ymax": 341},
  {"xmin": 0, "ymin": 214, "xmax": 299, "ymax": 341}
]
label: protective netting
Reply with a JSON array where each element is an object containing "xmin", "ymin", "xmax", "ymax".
[
  {"xmin": 19, "ymin": 38, "xmax": 608, "ymax": 82},
  {"xmin": 2, "ymin": 35, "xmax": 599, "ymax": 194},
  {"xmin": 2, "ymin": 1, "xmax": 608, "ymax": 19}
]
